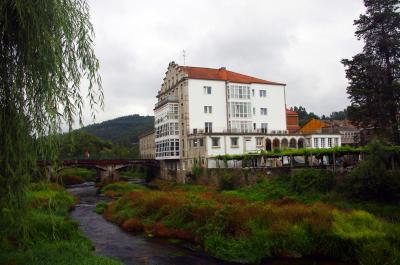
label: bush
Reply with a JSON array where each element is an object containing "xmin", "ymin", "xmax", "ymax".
[
  {"xmin": 290, "ymin": 169, "xmax": 335, "ymax": 193},
  {"xmin": 218, "ymin": 171, "xmax": 235, "ymax": 191},
  {"xmin": 343, "ymin": 140, "xmax": 400, "ymax": 202}
]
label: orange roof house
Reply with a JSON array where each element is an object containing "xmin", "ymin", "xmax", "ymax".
[
  {"xmin": 286, "ymin": 109, "xmax": 300, "ymax": 133},
  {"xmin": 299, "ymin": 118, "xmax": 328, "ymax": 134}
]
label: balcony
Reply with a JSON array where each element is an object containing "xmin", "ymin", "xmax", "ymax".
[
  {"xmin": 154, "ymin": 95, "xmax": 179, "ymax": 109},
  {"xmin": 188, "ymin": 128, "xmax": 290, "ymax": 135}
]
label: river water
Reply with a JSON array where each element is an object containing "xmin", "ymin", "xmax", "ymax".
[{"xmin": 68, "ymin": 183, "xmax": 353, "ymax": 265}]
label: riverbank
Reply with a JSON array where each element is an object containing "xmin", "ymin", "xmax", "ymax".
[
  {"xmin": 0, "ymin": 182, "xmax": 122, "ymax": 265},
  {"xmin": 99, "ymin": 176, "xmax": 400, "ymax": 265}
]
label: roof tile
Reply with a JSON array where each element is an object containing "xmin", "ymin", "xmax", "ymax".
[{"xmin": 180, "ymin": 66, "xmax": 285, "ymax": 86}]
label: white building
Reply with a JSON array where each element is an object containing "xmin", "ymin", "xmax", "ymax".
[{"xmin": 153, "ymin": 62, "xmax": 340, "ymax": 180}]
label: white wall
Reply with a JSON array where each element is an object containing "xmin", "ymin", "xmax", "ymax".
[
  {"xmin": 305, "ymin": 134, "xmax": 342, "ymax": 148},
  {"xmin": 187, "ymin": 79, "xmax": 227, "ymax": 133},
  {"xmin": 187, "ymin": 80, "xmax": 287, "ymax": 134},
  {"xmin": 251, "ymin": 83, "xmax": 286, "ymax": 132},
  {"xmin": 206, "ymin": 135, "xmax": 264, "ymax": 157}
]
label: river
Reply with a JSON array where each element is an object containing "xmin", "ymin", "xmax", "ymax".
[{"xmin": 68, "ymin": 182, "xmax": 353, "ymax": 265}]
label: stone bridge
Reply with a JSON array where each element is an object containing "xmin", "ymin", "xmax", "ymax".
[{"xmin": 39, "ymin": 159, "xmax": 159, "ymax": 182}]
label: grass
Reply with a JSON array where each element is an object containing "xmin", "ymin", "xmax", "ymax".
[
  {"xmin": 58, "ymin": 167, "xmax": 96, "ymax": 185},
  {"xmin": 118, "ymin": 169, "xmax": 146, "ymax": 180},
  {"xmin": 101, "ymin": 182, "xmax": 148, "ymax": 197},
  {"xmin": 98, "ymin": 178, "xmax": 400, "ymax": 264},
  {"xmin": 0, "ymin": 182, "xmax": 122, "ymax": 265}
]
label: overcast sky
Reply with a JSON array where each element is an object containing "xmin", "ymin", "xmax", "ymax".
[{"xmin": 81, "ymin": 0, "xmax": 366, "ymax": 126}]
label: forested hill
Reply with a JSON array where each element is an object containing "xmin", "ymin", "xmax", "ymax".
[{"xmin": 81, "ymin": 114, "xmax": 154, "ymax": 147}]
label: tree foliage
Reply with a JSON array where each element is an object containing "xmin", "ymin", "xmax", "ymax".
[
  {"xmin": 82, "ymin": 114, "xmax": 154, "ymax": 147},
  {"xmin": 291, "ymin": 106, "xmax": 320, "ymax": 126},
  {"xmin": 343, "ymin": 139, "xmax": 400, "ymax": 202},
  {"xmin": 0, "ymin": 0, "xmax": 101, "ymax": 237},
  {"xmin": 58, "ymin": 130, "xmax": 139, "ymax": 159},
  {"xmin": 342, "ymin": 0, "xmax": 400, "ymax": 144}
]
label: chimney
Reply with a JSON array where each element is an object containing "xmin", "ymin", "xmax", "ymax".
[{"xmin": 219, "ymin": 67, "xmax": 227, "ymax": 80}]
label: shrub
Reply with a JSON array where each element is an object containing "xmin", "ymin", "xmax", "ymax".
[
  {"xmin": 218, "ymin": 171, "xmax": 235, "ymax": 191},
  {"xmin": 121, "ymin": 218, "xmax": 143, "ymax": 233},
  {"xmin": 343, "ymin": 139, "xmax": 400, "ymax": 202},
  {"xmin": 290, "ymin": 168, "xmax": 335, "ymax": 193}
]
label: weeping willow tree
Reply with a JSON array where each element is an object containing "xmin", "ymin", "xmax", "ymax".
[{"xmin": 0, "ymin": 0, "xmax": 102, "ymax": 237}]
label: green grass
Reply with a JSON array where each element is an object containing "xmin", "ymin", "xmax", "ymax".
[
  {"xmin": 103, "ymin": 177, "xmax": 400, "ymax": 264},
  {"xmin": 0, "ymin": 182, "xmax": 122, "ymax": 265},
  {"xmin": 58, "ymin": 167, "xmax": 96, "ymax": 182},
  {"xmin": 119, "ymin": 169, "xmax": 146, "ymax": 180},
  {"xmin": 95, "ymin": 200, "xmax": 108, "ymax": 214},
  {"xmin": 101, "ymin": 182, "xmax": 147, "ymax": 197},
  {"xmin": 105, "ymin": 188, "xmax": 400, "ymax": 264}
]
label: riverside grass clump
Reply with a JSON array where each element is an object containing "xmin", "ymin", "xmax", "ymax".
[
  {"xmin": 58, "ymin": 168, "xmax": 97, "ymax": 185},
  {"xmin": 101, "ymin": 182, "xmax": 148, "ymax": 197},
  {"xmin": 102, "ymin": 186, "xmax": 400, "ymax": 264},
  {"xmin": 0, "ymin": 183, "xmax": 122, "ymax": 265}
]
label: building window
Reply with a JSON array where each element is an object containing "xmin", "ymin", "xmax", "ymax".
[
  {"xmin": 261, "ymin": 123, "xmax": 268, "ymax": 133},
  {"xmin": 204, "ymin": 86, "xmax": 212, "ymax": 94},
  {"xmin": 212, "ymin": 137, "xmax": 220, "ymax": 147},
  {"xmin": 252, "ymin": 89, "xmax": 255, "ymax": 97},
  {"xmin": 199, "ymin": 138, "xmax": 204, "ymax": 147},
  {"xmin": 321, "ymin": 138, "xmax": 325, "ymax": 148},
  {"xmin": 204, "ymin": 106, "xmax": 212, "ymax": 114},
  {"xmin": 328, "ymin": 138, "xmax": 332, "ymax": 147},
  {"xmin": 256, "ymin": 137, "xmax": 263, "ymax": 146},
  {"xmin": 253, "ymin": 107, "xmax": 255, "ymax": 115},
  {"xmin": 228, "ymin": 102, "xmax": 252, "ymax": 118},
  {"xmin": 231, "ymin": 137, "xmax": 239, "ymax": 147},
  {"xmin": 314, "ymin": 138, "xmax": 319, "ymax": 148},
  {"xmin": 334, "ymin": 138, "xmax": 339, "ymax": 146},
  {"xmin": 253, "ymin": 123, "xmax": 256, "ymax": 130},
  {"xmin": 259, "ymin": 90, "xmax": 267, "ymax": 97},
  {"xmin": 229, "ymin": 121, "xmax": 252, "ymax": 133},
  {"xmin": 260, "ymin": 108, "xmax": 268, "ymax": 115},
  {"xmin": 193, "ymin": 139, "xmax": 198, "ymax": 147},
  {"xmin": 155, "ymin": 139, "xmax": 179, "ymax": 158},
  {"xmin": 228, "ymin": 85, "xmax": 250, "ymax": 99},
  {"xmin": 205, "ymin": 122, "xmax": 212, "ymax": 133}
]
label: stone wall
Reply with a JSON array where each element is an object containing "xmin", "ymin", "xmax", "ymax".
[{"xmin": 187, "ymin": 167, "xmax": 291, "ymax": 187}]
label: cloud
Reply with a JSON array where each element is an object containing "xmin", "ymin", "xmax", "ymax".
[{"xmin": 78, "ymin": 0, "xmax": 365, "ymax": 127}]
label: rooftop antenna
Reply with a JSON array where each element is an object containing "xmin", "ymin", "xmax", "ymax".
[{"xmin": 182, "ymin": 49, "xmax": 187, "ymax": 65}]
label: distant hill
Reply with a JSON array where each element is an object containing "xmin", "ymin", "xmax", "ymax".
[{"xmin": 81, "ymin": 114, "xmax": 154, "ymax": 148}]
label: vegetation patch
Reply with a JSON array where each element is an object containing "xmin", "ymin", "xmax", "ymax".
[
  {"xmin": 58, "ymin": 167, "xmax": 96, "ymax": 185},
  {"xmin": 101, "ymin": 182, "xmax": 147, "ymax": 197},
  {"xmin": 0, "ymin": 183, "xmax": 122, "ymax": 265},
  {"xmin": 119, "ymin": 168, "xmax": 147, "ymax": 180},
  {"xmin": 102, "ymin": 186, "xmax": 400, "ymax": 264}
]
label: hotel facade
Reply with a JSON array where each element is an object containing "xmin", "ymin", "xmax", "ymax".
[{"xmin": 149, "ymin": 62, "xmax": 341, "ymax": 180}]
